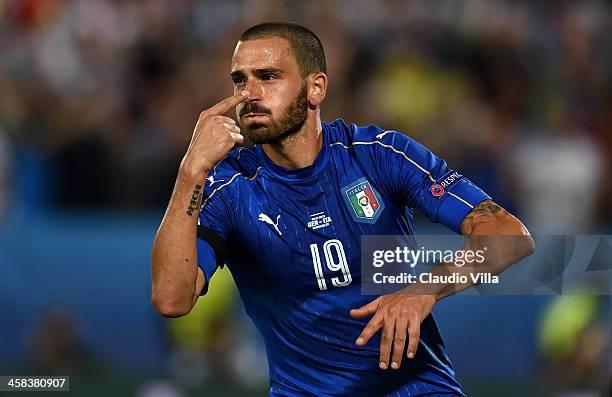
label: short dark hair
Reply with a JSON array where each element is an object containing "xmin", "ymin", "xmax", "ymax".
[{"xmin": 238, "ymin": 21, "xmax": 327, "ymax": 78}]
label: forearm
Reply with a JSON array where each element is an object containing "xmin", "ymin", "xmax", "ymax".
[
  {"xmin": 151, "ymin": 166, "xmax": 207, "ymax": 316},
  {"xmin": 150, "ymin": 92, "xmax": 246, "ymax": 317},
  {"xmin": 408, "ymin": 200, "xmax": 535, "ymax": 300},
  {"xmin": 409, "ymin": 234, "xmax": 534, "ymax": 300}
]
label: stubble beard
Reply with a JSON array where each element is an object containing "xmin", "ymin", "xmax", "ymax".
[{"xmin": 239, "ymin": 83, "xmax": 308, "ymax": 145}]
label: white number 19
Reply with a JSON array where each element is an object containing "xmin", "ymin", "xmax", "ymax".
[{"xmin": 310, "ymin": 239, "xmax": 352, "ymax": 291}]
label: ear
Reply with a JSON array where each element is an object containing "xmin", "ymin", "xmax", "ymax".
[{"xmin": 307, "ymin": 72, "xmax": 328, "ymax": 107}]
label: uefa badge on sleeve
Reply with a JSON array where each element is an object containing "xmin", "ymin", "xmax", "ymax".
[
  {"xmin": 342, "ymin": 177, "xmax": 385, "ymax": 224},
  {"xmin": 430, "ymin": 171, "xmax": 463, "ymax": 199},
  {"xmin": 430, "ymin": 183, "xmax": 445, "ymax": 197}
]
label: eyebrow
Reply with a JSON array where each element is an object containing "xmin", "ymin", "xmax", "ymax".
[{"xmin": 230, "ymin": 67, "xmax": 284, "ymax": 79}]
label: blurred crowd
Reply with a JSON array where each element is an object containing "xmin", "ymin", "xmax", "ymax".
[{"xmin": 0, "ymin": 0, "xmax": 610, "ymax": 231}]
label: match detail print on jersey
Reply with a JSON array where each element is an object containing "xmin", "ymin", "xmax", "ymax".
[{"xmin": 342, "ymin": 177, "xmax": 385, "ymax": 224}]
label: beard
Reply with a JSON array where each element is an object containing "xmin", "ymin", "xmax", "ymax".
[{"xmin": 238, "ymin": 83, "xmax": 308, "ymax": 145}]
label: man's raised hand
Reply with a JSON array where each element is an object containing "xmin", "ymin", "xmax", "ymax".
[{"xmin": 181, "ymin": 91, "xmax": 249, "ymax": 180}]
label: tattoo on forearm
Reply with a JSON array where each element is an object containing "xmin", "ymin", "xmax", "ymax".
[
  {"xmin": 462, "ymin": 199, "xmax": 504, "ymax": 233},
  {"xmin": 471, "ymin": 199, "xmax": 502, "ymax": 215},
  {"xmin": 186, "ymin": 184, "xmax": 203, "ymax": 217}
]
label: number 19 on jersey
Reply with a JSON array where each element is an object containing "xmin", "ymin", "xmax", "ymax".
[{"xmin": 310, "ymin": 239, "xmax": 352, "ymax": 291}]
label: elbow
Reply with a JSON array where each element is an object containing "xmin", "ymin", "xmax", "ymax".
[
  {"xmin": 522, "ymin": 232, "xmax": 536, "ymax": 258},
  {"xmin": 510, "ymin": 218, "xmax": 535, "ymax": 260},
  {"xmin": 488, "ymin": 215, "xmax": 535, "ymax": 261},
  {"xmin": 151, "ymin": 293, "xmax": 193, "ymax": 318}
]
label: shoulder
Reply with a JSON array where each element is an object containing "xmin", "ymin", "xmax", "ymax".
[
  {"xmin": 326, "ymin": 119, "xmax": 441, "ymax": 181},
  {"xmin": 325, "ymin": 118, "xmax": 418, "ymax": 153}
]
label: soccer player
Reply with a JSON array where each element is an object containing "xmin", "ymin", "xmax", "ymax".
[{"xmin": 151, "ymin": 21, "xmax": 535, "ymax": 396}]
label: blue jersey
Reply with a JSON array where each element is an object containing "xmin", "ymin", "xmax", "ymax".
[{"xmin": 196, "ymin": 119, "xmax": 489, "ymax": 396}]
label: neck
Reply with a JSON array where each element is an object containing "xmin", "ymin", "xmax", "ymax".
[{"xmin": 262, "ymin": 112, "xmax": 323, "ymax": 170}]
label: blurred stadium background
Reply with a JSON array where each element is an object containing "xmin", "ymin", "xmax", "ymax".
[{"xmin": 0, "ymin": 0, "xmax": 610, "ymax": 396}]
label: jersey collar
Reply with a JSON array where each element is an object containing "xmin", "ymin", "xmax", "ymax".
[{"xmin": 256, "ymin": 122, "xmax": 331, "ymax": 182}]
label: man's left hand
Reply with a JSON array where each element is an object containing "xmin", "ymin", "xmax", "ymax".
[{"xmin": 350, "ymin": 292, "xmax": 436, "ymax": 370}]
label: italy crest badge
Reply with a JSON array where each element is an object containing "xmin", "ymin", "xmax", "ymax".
[{"xmin": 343, "ymin": 177, "xmax": 385, "ymax": 224}]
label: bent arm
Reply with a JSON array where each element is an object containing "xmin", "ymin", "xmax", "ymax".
[
  {"xmin": 151, "ymin": 92, "xmax": 246, "ymax": 317},
  {"xmin": 409, "ymin": 199, "xmax": 535, "ymax": 299},
  {"xmin": 151, "ymin": 168, "xmax": 207, "ymax": 318},
  {"xmin": 459, "ymin": 198, "xmax": 535, "ymax": 269}
]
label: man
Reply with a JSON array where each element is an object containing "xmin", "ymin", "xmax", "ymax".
[{"xmin": 151, "ymin": 21, "xmax": 534, "ymax": 396}]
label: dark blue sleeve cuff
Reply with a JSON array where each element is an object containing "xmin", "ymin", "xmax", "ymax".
[
  {"xmin": 196, "ymin": 238, "xmax": 217, "ymax": 296},
  {"xmin": 436, "ymin": 179, "xmax": 490, "ymax": 234}
]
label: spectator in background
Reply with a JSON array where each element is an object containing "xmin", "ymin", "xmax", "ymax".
[
  {"xmin": 510, "ymin": 127, "xmax": 605, "ymax": 233},
  {"xmin": 538, "ymin": 291, "xmax": 609, "ymax": 396},
  {"xmin": 27, "ymin": 308, "xmax": 96, "ymax": 376}
]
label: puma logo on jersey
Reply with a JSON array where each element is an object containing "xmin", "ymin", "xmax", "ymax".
[
  {"xmin": 258, "ymin": 213, "xmax": 283, "ymax": 236},
  {"xmin": 207, "ymin": 175, "xmax": 224, "ymax": 186},
  {"xmin": 376, "ymin": 130, "xmax": 391, "ymax": 139}
]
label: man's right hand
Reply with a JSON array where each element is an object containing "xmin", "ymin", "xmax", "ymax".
[{"xmin": 180, "ymin": 91, "xmax": 250, "ymax": 180}]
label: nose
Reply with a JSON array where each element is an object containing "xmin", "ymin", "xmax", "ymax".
[{"xmin": 245, "ymin": 79, "xmax": 264, "ymax": 100}]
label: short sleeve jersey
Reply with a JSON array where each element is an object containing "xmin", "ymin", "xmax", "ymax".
[{"xmin": 197, "ymin": 119, "xmax": 489, "ymax": 396}]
